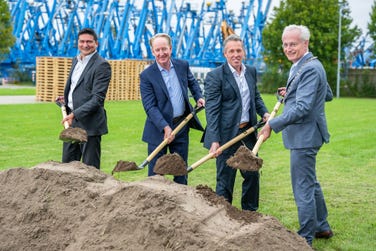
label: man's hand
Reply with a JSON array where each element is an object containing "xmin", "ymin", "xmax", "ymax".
[
  {"xmin": 61, "ymin": 112, "xmax": 74, "ymax": 127},
  {"xmin": 163, "ymin": 126, "xmax": 175, "ymax": 143},
  {"xmin": 278, "ymin": 87, "xmax": 287, "ymax": 97},
  {"xmin": 263, "ymin": 112, "xmax": 270, "ymax": 122},
  {"xmin": 259, "ymin": 123, "xmax": 272, "ymax": 142},
  {"xmin": 209, "ymin": 142, "xmax": 221, "ymax": 158},
  {"xmin": 197, "ymin": 98, "xmax": 205, "ymax": 107}
]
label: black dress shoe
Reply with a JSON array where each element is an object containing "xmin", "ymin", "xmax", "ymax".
[{"xmin": 315, "ymin": 230, "xmax": 334, "ymax": 239}]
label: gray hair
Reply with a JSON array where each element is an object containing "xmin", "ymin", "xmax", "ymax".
[
  {"xmin": 282, "ymin": 25, "xmax": 310, "ymax": 41},
  {"xmin": 223, "ymin": 34, "xmax": 244, "ymax": 50}
]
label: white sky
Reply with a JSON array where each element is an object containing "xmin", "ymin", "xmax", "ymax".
[
  {"xmin": 225, "ymin": 0, "xmax": 373, "ymax": 34},
  {"xmin": 260, "ymin": 0, "xmax": 373, "ymax": 34}
]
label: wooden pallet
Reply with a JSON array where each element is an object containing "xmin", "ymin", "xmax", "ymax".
[{"xmin": 36, "ymin": 57, "xmax": 151, "ymax": 102}]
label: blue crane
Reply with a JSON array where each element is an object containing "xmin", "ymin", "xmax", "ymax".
[{"xmin": 2, "ymin": 0, "xmax": 272, "ymax": 76}]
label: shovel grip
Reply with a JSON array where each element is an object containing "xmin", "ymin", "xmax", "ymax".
[
  {"xmin": 252, "ymin": 100, "xmax": 283, "ymax": 155},
  {"xmin": 187, "ymin": 123, "xmax": 262, "ymax": 173},
  {"xmin": 187, "ymin": 152, "xmax": 215, "ymax": 172},
  {"xmin": 145, "ymin": 108, "xmax": 201, "ymax": 163},
  {"xmin": 61, "ymin": 105, "xmax": 70, "ymax": 129}
]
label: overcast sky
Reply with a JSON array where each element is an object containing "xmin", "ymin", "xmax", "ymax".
[{"xmin": 228, "ymin": 0, "xmax": 373, "ymax": 35}]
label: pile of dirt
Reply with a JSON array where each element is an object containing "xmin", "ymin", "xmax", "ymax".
[{"xmin": 0, "ymin": 161, "xmax": 312, "ymax": 251}]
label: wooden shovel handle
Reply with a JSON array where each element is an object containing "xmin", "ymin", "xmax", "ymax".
[
  {"xmin": 252, "ymin": 100, "xmax": 283, "ymax": 155},
  {"xmin": 145, "ymin": 110, "xmax": 199, "ymax": 163},
  {"xmin": 61, "ymin": 105, "xmax": 70, "ymax": 129},
  {"xmin": 188, "ymin": 121, "xmax": 264, "ymax": 172}
]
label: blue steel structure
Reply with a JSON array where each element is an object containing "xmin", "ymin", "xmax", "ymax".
[
  {"xmin": 2, "ymin": 0, "xmax": 271, "ymax": 76},
  {"xmin": 350, "ymin": 36, "xmax": 376, "ymax": 68}
]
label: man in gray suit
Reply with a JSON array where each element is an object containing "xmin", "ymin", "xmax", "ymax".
[
  {"xmin": 61, "ymin": 28, "xmax": 111, "ymax": 170},
  {"xmin": 259, "ymin": 25, "xmax": 333, "ymax": 246},
  {"xmin": 203, "ymin": 34, "xmax": 269, "ymax": 211}
]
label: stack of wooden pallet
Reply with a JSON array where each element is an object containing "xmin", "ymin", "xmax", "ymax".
[{"xmin": 35, "ymin": 57, "xmax": 151, "ymax": 102}]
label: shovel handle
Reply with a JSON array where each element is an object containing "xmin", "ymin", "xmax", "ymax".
[
  {"xmin": 187, "ymin": 120, "xmax": 264, "ymax": 173},
  {"xmin": 145, "ymin": 106, "xmax": 204, "ymax": 164},
  {"xmin": 252, "ymin": 100, "xmax": 283, "ymax": 155},
  {"xmin": 61, "ymin": 105, "xmax": 70, "ymax": 129}
]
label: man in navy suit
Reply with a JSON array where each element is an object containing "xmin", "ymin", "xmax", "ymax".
[
  {"xmin": 61, "ymin": 28, "xmax": 111, "ymax": 170},
  {"xmin": 259, "ymin": 25, "xmax": 333, "ymax": 246},
  {"xmin": 140, "ymin": 33, "xmax": 205, "ymax": 185},
  {"xmin": 203, "ymin": 34, "xmax": 269, "ymax": 211}
]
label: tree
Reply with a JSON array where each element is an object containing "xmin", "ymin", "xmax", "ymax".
[
  {"xmin": 368, "ymin": 0, "xmax": 376, "ymax": 47},
  {"xmin": 261, "ymin": 0, "xmax": 361, "ymax": 91},
  {"xmin": 0, "ymin": 0, "xmax": 15, "ymax": 61}
]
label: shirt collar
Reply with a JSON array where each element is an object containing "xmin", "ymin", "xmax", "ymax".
[
  {"xmin": 157, "ymin": 60, "xmax": 174, "ymax": 72},
  {"xmin": 292, "ymin": 51, "xmax": 309, "ymax": 67},
  {"xmin": 77, "ymin": 50, "xmax": 97, "ymax": 63},
  {"xmin": 228, "ymin": 62, "xmax": 246, "ymax": 76}
]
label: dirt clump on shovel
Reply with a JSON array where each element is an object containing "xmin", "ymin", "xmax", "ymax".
[
  {"xmin": 59, "ymin": 127, "xmax": 88, "ymax": 143},
  {"xmin": 153, "ymin": 152, "xmax": 188, "ymax": 176},
  {"xmin": 226, "ymin": 145, "xmax": 263, "ymax": 171},
  {"xmin": 111, "ymin": 160, "xmax": 138, "ymax": 174}
]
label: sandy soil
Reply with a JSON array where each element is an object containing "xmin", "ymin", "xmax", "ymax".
[{"xmin": 0, "ymin": 161, "xmax": 312, "ymax": 251}]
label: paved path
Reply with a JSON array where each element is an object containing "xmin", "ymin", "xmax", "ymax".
[
  {"xmin": 0, "ymin": 95, "xmax": 37, "ymax": 104},
  {"xmin": 0, "ymin": 84, "xmax": 37, "ymax": 104}
]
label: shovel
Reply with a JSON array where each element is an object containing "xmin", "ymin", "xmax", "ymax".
[
  {"xmin": 112, "ymin": 106, "xmax": 205, "ymax": 175},
  {"xmin": 252, "ymin": 95, "xmax": 284, "ymax": 155},
  {"xmin": 186, "ymin": 119, "xmax": 265, "ymax": 173},
  {"xmin": 227, "ymin": 94, "xmax": 284, "ymax": 171},
  {"xmin": 55, "ymin": 96, "xmax": 88, "ymax": 143}
]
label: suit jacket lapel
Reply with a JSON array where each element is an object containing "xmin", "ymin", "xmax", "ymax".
[
  {"xmin": 244, "ymin": 66, "xmax": 256, "ymax": 96},
  {"xmin": 74, "ymin": 53, "xmax": 98, "ymax": 88},
  {"xmin": 151, "ymin": 62, "xmax": 170, "ymax": 98},
  {"xmin": 171, "ymin": 59, "xmax": 188, "ymax": 99},
  {"xmin": 223, "ymin": 63, "xmax": 241, "ymax": 99},
  {"xmin": 285, "ymin": 52, "xmax": 313, "ymax": 91}
]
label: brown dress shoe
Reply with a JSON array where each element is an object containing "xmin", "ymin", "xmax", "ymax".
[{"xmin": 315, "ymin": 230, "xmax": 334, "ymax": 239}]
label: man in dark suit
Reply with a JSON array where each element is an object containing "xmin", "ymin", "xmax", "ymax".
[
  {"xmin": 203, "ymin": 34, "xmax": 269, "ymax": 211},
  {"xmin": 259, "ymin": 25, "xmax": 333, "ymax": 246},
  {"xmin": 61, "ymin": 28, "xmax": 111, "ymax": 170},
  {"xmin": 140, "ymin": 33, "xmax": 205, "ymax": 185}
]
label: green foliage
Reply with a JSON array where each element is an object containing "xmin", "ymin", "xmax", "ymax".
[
  {"xmin": 0, "ymin": 0, "xmax": 15, "ymax": 60},
  {"xmin": 340, "ymin": 70, "xmax": 376, "ymax": 97},
  {"xmin": 258, "ymin": 64, "xmax": 288, "ymax": 93},
  {"xmin": 367, "ymin": 1, "xmax": 376, "ymax": 44},
  {"xmin": 262, "ymin": 0, "xmax": 361, "ymax": 91}
]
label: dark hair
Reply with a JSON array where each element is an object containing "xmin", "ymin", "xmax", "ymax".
[{"xmin": 78, "ymin": 28, "xmax": 98, "ymax": 41}]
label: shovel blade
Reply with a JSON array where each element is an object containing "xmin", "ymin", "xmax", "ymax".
[
  {"xmin": 153, "ymin": 153, "xmax": 187, "ymax": 176},
  {"xmin": 59, "ymin": 127, "xmax": 88, "ymax": 143},
  {"xmin": 226, "ymin": 145, "xmax": 263, "ymax": 171},
  {"xmin": 111, "ymin": 160, "xmax": 139, "ymax": 175}
]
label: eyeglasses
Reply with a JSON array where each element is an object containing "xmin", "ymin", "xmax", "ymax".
[{"xmin": 282, "ymin": 42, "xmax": 299, "ymax": 49}]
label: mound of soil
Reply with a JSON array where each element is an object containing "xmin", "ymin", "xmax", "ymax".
[{"xmin": 0, "ymin": 161, "xmax": 312, "ymax": 251}]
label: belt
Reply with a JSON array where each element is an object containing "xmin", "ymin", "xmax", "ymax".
[
  {"xmin": 173, "ymin": 115, "xmax": 185, "ymax": 124},
  {"xmin": 239, "ymin": 122, "xmax": 248, "ymax": 129}
]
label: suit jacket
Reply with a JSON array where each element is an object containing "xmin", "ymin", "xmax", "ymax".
[
  {"xmin": 269, "ymin": 52, "xmax": 332, "ymax": 149},
  {"xmin": 140, "ymin": 58, "xmax": 204, "ymax": 145},
  {"xmin": 64, "ymin": 52, "xmax": 111, "ymax": 136},
  {"xmin": 203, "ymin": 63, "xmax": 268, "ymax": 149}
]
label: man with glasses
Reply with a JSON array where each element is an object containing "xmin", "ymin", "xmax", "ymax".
[{"xmin": 259, "ymin": 25, "xmax": 333, "ymax": 246}]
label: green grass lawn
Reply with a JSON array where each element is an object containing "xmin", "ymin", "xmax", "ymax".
[
  {"xmin": 0, "ymin": 86, "xmax": 36, "ymax": 95},
  {"xmin": 0, "ymin": 95, "xmax": 375, "ymax": 251}
]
